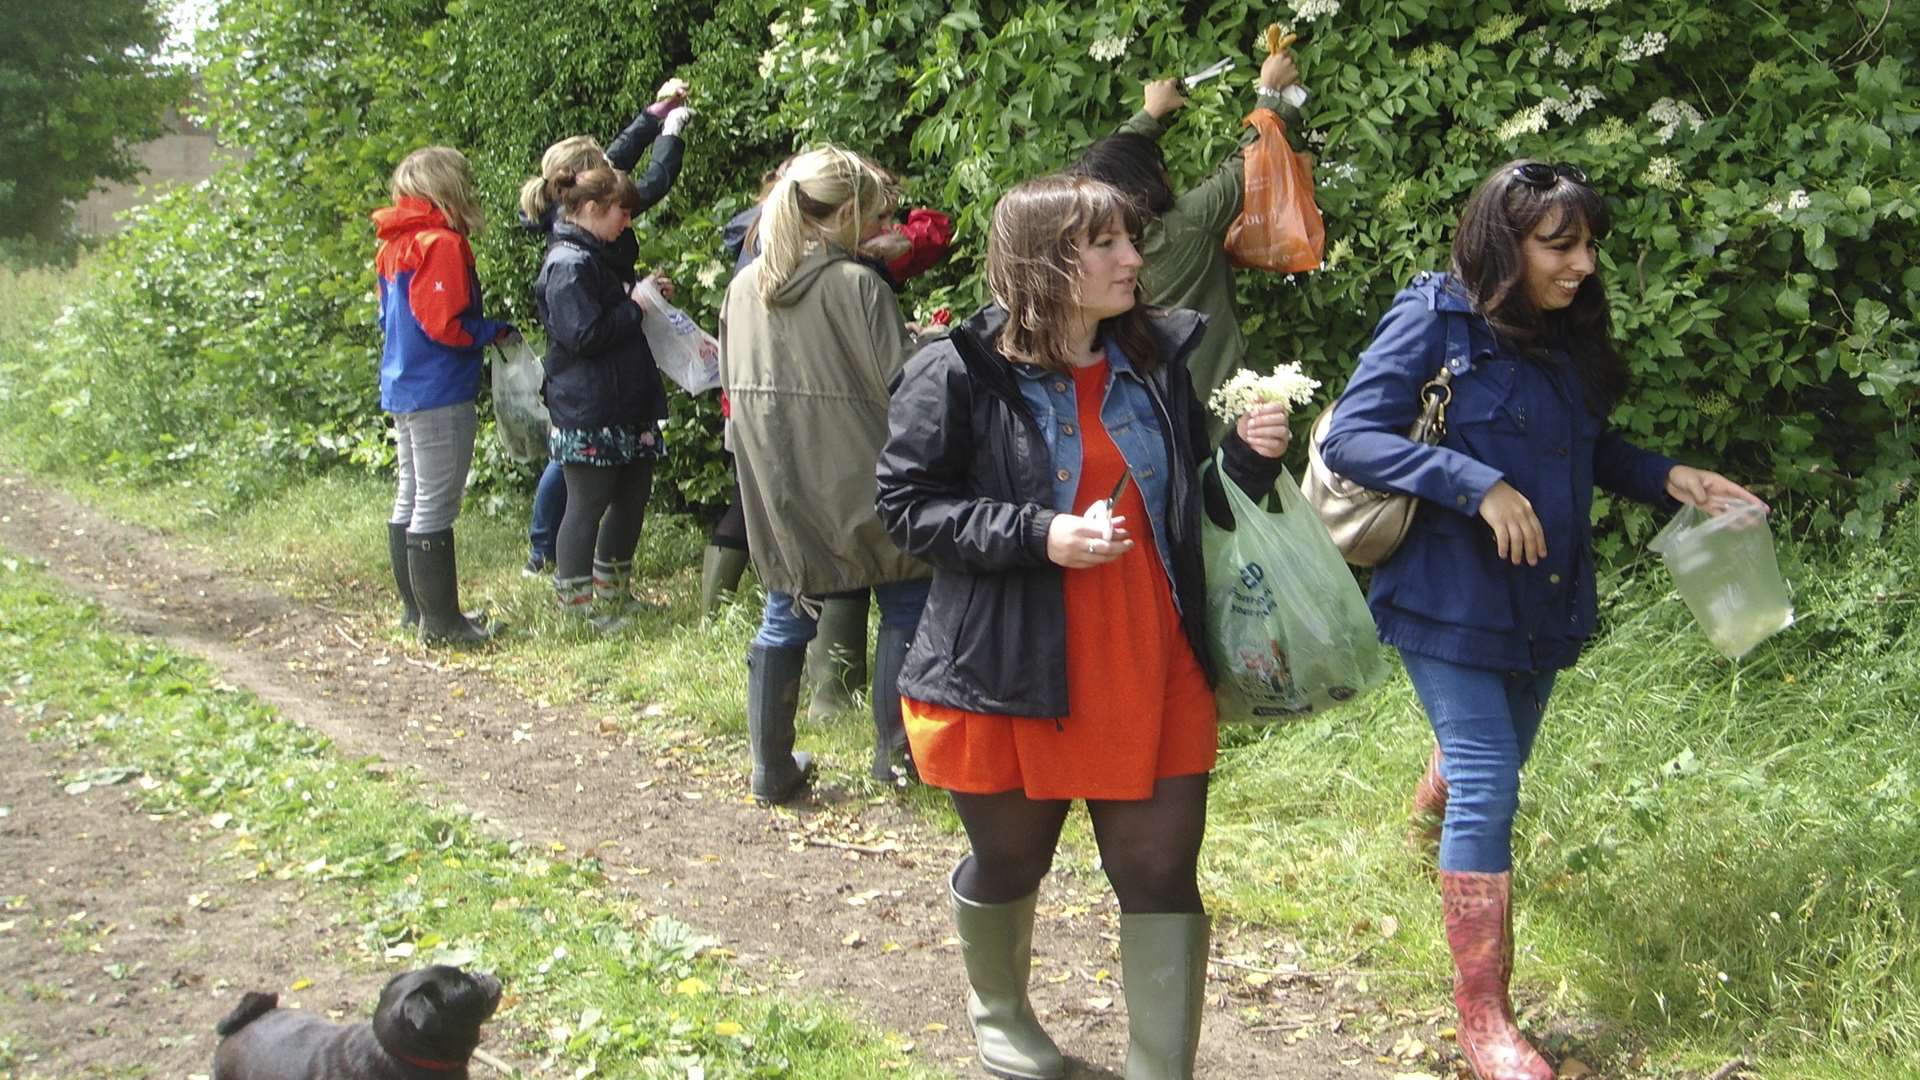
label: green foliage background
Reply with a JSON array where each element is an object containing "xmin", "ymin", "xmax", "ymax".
[
  {"xmin": 9, "ymin": 0, "xmax": 1918, "ymax": 538},
  {"xmin": 0, "ymin": 0, "xmax": 184, "ymax": 259}
]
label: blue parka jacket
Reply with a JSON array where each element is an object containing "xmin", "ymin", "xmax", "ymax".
[{"xmin": 1319, "ymin": 272, "xmax": 1678, "ymax": 671}]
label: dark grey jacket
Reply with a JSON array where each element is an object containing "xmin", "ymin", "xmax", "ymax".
[
  {"xmin": 535, "ymin": 223, "xmax": 666, "ymax": 431},
  {"xmin": 875, "ymin": 304, "xmax": 1284, "ymax": 718}
]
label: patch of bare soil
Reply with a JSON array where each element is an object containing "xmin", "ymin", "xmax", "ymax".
[{"xmin": 0, "ymin": 472, "xmax": 1429, "ymax": 1078}]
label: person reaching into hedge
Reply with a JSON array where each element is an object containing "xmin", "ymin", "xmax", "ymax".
[
  {"xmin": 1068, "ymin": 45, "xmax": 1310, "ymax": 428},
  {"xmin": 374, "ymin": 145, "xmax": 516, "ymax": 646},
  {"xmin": 705, "ymin": 158, "xmax": 955, "ymax": 739},
  {"xmin": 718, "ymin": 146, "xmax": 931, "ymax": 804},
  {"xmin": 875, "ymin": 174, "xmax": 1290, "ymax": 1080},
  {"xmin": 517, "ymin": 77, "xmax": 695, "ymax": 577},
  {"xmin": 534, "ymin": 166, "xmax": 675, "ymax": 630},
  {"xmin": 1318, "ymin": 160, "xmax": 1766, "ymax": 1080}
]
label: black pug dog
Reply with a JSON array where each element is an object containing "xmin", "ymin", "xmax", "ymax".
[{"xmin": 212, "ymin": 965, "xmax": 502, "ymax": 1080}]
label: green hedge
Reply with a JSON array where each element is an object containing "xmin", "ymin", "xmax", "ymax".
[{"xmin": 12, "ymin": 0, "xmax": 1918, "ymax": 541}]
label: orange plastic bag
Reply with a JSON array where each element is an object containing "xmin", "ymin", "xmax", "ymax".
[{"xmin": 1224, "ymin": 109, "xmax": 1325, "ymax": 273}]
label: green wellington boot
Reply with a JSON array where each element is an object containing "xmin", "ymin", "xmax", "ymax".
[
  {"xmin": 698, "ymin": 545, "xmax": 749, "ymax": 619},
  {"xmin": 746, "ymin": 642, "xmax": 815, "ymax": 804},
  {"xmin": 1118, "ymin": 912, "xmax": 1211, "ymax": 1080},
  {"xmin": 949, "ymin": 863, "xmax": 1066, "ymax": 1080},
  {"xmin": 806, "ymin": 595, "xmax": 869, "ymax": 721}
]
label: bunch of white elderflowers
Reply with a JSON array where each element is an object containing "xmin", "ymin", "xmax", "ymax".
[
  {"xmin": 1289, "ymin": 0, "xmax": 1341, "ymax": 21},
  {"xmin": 1618, "ymin": 32, "xmax": 1667, "ymax": 62},
  {"xmin": 1209, "ymin": 364, "xmax": 1322, "ymax": 424},
  {"xmin": 1495, "ymin": 102, "xmax": 1550, "ymax": 143},
  {"xmin": 1088, "ymin": 34, "xmax": 1132, "ymax": 62},
  {"xmin": 1647, "ymin": 97, "xmax": 1705, "ymax": 143}
]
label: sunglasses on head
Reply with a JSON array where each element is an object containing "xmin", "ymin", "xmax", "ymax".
[{"xmin": 1512, "ymin": 162, "xmax": 1590, "ymax": 189}]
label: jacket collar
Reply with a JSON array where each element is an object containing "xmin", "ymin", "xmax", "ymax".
[
  {"xmin": 951, "ymin": 304, "xmax": 1207, "ymax": 389},
  {"xmin": 550, "ymin": 221, "xmax": 607, "ymax": 253}
]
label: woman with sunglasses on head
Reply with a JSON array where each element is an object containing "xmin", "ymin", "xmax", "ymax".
[
  {"xmin": 876, "ymin": 174, "xmax": 1290, "ymax": 1080},
  {"xmin": 1318, "ymin": 160, "xmax": 1764, "ymax": 1080}
]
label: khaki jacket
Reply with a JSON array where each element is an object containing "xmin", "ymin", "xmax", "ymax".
[{"xmin": 719, "ymin": 244, "xmax": 927, "ymax": 596}]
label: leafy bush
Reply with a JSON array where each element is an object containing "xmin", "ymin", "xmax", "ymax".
[{"xmin": 4, "ymin": 0, "xmax": 1916, "ymax": 539}]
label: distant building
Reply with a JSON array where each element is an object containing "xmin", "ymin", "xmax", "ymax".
[{"xmin": 71, "ymin": 103, "xmax": 233, "ymax": 235}]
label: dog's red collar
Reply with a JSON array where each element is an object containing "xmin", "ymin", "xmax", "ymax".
[{"xmin": 394, "ymin": 1051, "xmax": 465, "ymax": 1072}]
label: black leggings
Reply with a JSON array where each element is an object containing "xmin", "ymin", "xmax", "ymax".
[
  {"xmin": 949, "ymin": 773, "xmax": 1210, "ymax": 914},
  {"xmin": 556, "ymin": 460, "xmax": 654, "ymax": 580},
  {"xmin": 709, "ymin": 471, "xmax": 750, "ymax": 551}
]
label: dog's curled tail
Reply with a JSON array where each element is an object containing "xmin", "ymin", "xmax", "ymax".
[{"xmin": 215, "ymin": 991, "xmax": 280, "ymax": 1037}]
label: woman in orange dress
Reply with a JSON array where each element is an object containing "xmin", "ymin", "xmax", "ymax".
[{"xmin": 875, "ymin": 174, "xmax": 1291, "ymax": 1080}]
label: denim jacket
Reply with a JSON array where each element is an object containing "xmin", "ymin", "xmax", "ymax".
[
  {"xmin": 1320, "ymin": 272, "xmax": 1678, "ymax": 671},
  {"xmin": 1011, "ymin": 339, "xmax": 1179, "ymax": 598}
]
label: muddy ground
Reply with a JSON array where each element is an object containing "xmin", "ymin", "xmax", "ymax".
[{"xmin": 0, "ymin": 471, "xmax": 1443, "ymax": 1078}]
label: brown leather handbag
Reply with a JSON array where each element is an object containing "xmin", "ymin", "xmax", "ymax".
[{"xmin": 1300, "ymin": 366, "xmax": 1455, "ymax": 567}]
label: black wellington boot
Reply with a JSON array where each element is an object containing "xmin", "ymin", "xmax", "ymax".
[
  {"xmin": 404, "ymin": 528, "xmax": 496, "ymax": 647},
  {"xmin": 388, "ymin": 522, "xmax": 420, "ymax": 628}
]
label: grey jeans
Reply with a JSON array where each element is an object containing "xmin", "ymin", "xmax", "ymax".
[{"xmin": 389, "ymin": 400, "xmax": 478, "ymax": 534}]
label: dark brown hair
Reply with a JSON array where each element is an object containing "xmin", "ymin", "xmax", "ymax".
[
  {"xmin": 1452, "ymin": 159, "xmax": 1627, "ymax": 408},
  {"xmin": 553, "ymin": 166, "xmax": 641, "ymax": 218},
  {"xmin": 1067, "ymin": 133, "xmax": 1175, "ymax": 219},
  {"xmin": 986, "ymin": 174, "xmax": 1162, "ymax": 375}
]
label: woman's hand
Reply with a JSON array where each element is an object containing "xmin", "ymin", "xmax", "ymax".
[
  {"xmin": 1235, "ymin": 403, "xmax": 1292, "ymax": 458},
  {"xmin": 1477, "ymin": 480, "xmax": 1547, "ymax": 566},
  {"xmin": 1258, "ymin": 51, "xmax": 1300, "ymax": 92},
  {"xmin": 493, "ymin": 325, "xmax": 521, "ymax": 346},
  {"xmin": 1143, "ymin": 78, "xmax": 1187, "ymax": 120},
  {"xmin": 647, "ymin": 77, "xmax": 689, "ymax": 116},
  {"xmin": 1666, "ymin": 465, "xmax": 1770, "ymax": 513},
  {"xmin": 1047, "ymin": 512, "xmax": 1135, "ymax": 569}
]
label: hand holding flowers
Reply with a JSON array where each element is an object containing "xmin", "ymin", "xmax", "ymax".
[{"xmin": 1210, "ymin": 364, "xmax": 1320, "ymax": 459}]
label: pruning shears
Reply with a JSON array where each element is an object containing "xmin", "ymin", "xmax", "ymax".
[{"xmin": 1180, "ymin": 58, "xmax": 1235, "ymax": 91}]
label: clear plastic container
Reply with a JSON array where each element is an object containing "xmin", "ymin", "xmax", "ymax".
[{"xmin": 1648, "ymin": 500, "xmax": 1794, "ymax": 660}]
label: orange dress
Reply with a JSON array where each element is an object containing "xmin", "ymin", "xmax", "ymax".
[{"xmin": 902, "ymin": 358, "xmax": 1218, "ymax": 800}]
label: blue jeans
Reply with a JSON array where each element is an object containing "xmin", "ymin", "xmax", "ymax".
[
  {"xmin": 752, "ymin": 580, "xmax": 932, "ymax": 650},
  {"xmin": 1399, "ymin": 651, "xmax": 1558, "ymax": 874},
  {"xmin": 528, "ymin": 457, "xmax": 567, "ymax": 560}
]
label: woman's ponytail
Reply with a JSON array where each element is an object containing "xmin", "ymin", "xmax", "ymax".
[
  {"xmin": 520, "ymin": 135, "xmax": 608, "ymax": 226},
  {"xmin": 755, "ymin": 175, "xmax": 810, "ymax": 306}
]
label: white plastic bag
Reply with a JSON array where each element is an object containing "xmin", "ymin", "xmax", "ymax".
[
  {"xmin": 1648, "ymin": 500, "xmax": 1793, "ymax": 660},
  {"xmin": 634, "ymin": 278, "xmax": 721, "ymax": 395},
  {"xmin": 489, "ymin": 337, "xmax": 550, "ymax": 464}
]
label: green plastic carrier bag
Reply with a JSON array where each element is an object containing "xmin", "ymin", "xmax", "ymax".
[{"xmin": 1201, "ymin": 453, "xmax": 1388, "ymax": 722}]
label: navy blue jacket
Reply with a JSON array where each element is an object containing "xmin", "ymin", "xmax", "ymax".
[
  {"xmin": 1320, "ymin": 272, "xmax": 1678, "ymax": 671},
  {"xmin": 535, "ymin": 223, "xmax": 667, "ymax": 431}
]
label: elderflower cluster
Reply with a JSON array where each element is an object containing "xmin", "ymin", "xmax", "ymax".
[
  {"xmin": 1289, "ymin": 0, "xmax": 1341, "ymax": 21},
  {"xmin": 1618, "ymin": 32, "xmax": 1667, "ymax": 63},
  {"xmin": 1547, "ymin": 86, "xmax": 1604, "ymax": 123},
  {"xmin": 1640, "ymin": 155, "xmax": 1683, "ymax": 191},
  {"xmin": 1648, "ymin": 97, "xmax": 1705, "ymax": 143},
  {"xmin": 1407, "ymin": 43, "xmax": 1455, "ymax": 73},
  {"xmin": 1474, "ymin": 14, "xmax": 1525, "ymax": 45},
  {"xmin": 1088, "ymin": 34, "xmax": 1132, "ymax": 62},
  {"xmin": 1495, "ymin": 102, "xmax": 1551, "ymax": 143},
  {"xmin": 1787, "ymin": 189, "xmax": 1812, "ymax": 211},
  {"xmin": 1565, "ymin": 0, "xmax": 1615, "ymax": 11},
  {"xmin": 1585, "ymin": 116, "xmax": 1632, "ymax": 147},
  {"xmin": 695, "ymin": 261, "xmax": 725, "ymax": 290},
  {"xmin": 1209, "ymin": 364, "xmax": 1322, "ymax": 423}
]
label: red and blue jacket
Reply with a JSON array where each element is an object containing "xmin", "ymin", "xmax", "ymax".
[{"xmin": 373, "ymin": 197, "xmax": 510, "ymax": 413}]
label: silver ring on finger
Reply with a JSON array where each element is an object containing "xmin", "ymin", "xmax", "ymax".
[{"xmin": 1087, "ymin": 541, "xmax": 1097, "ymax": 555}]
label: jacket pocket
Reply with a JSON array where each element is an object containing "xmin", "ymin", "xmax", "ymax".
[{"xmin": 1382, "ymin": 523, "xmax": 1517, "ymax": 632}]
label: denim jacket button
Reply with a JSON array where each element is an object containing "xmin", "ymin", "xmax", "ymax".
[
  {"xmin": 1056, "ymin": 468, "xmax": 1070, "ymax": 482},
  {"xmin": 1053, "ymin": 381, "xmax": 1068, "ymax": 393},
  {"xmin": 1062, "ymin": 423, "xmax": 1075, "ymax": 436}
]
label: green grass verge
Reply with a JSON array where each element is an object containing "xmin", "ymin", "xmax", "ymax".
[{"xmin": 0, "ymin": 551, "xmax": 939, "ymax": 1079}]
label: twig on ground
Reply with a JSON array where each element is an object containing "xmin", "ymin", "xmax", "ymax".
[
  {"xmin": 1708, "ymin": 1060, "xmax": 1752, "ymax": 1080},
  {"xmin": 471, "ymin": 1047, "xmax": 515, "ymax": 1074},
  {"xmin": 334, "ymin": 624, "xmax": 365, "ymax": 652},
  {"xmin": 804, "ymin": 837, "xmax": 901, "ymax": 856},
  {"xmin": 1245, "ymin": 1019, "xmax": 1319, "ymax": 1034},
  {"xmin": 404, "ymin": 656, "xmax": 443, "ymax": 672}
]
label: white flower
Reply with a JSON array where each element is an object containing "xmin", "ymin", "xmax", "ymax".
[
  {"xmin": 1325, "ymin": 159, "xmax": 1360, "ymax": 182},
  {"xmin": 1618, "ymin": 32, "xmax": 1667, "ymax": 63},
  {"xmin": 695, "ymin": 261, "xmax": 725, "ymax": 290},
  {"xmin": 1640, "ymin": 155, "xmax": 1683, "ymax": 191},
  {"xmin": 1547, "ymin": 85, "xmax": 1604, "ymax": 123},
  {"xmin": 1566, "ymin": 0, "xmax": 1615, "ymax": 11},
  {"xmin": 1495, "ymin": 102, "xmax": 1550, "ymax": 142},
  {"xmin": 757, "ymin": 48, "xmax": 780, "ymax": 79},
  {"xmin": 1763, "ymin": 199, "xmax": 1785, "ymax": 218},
  {"xmin": 1208, "ymin": 365, "xmax": 1322, "ymax": 423},
  {"xmin": 1088, "ymin": 34, "xmax": 1132, "ymax": 63},
  {"xmin": 1474, "ymin": 14, "xmax": 1524, "ymax": 45},
  {"xmin": 1553, "ymin": 46, "xmax": 1578, "ymax": 67},
  {"xmin": 1289, "ymin": 0, "xmax": 1341, "ymax": 21},
  {"xmin": 1647, "ymin": 97, "xmax": 1704, "ymax": 143},
  {"xmin": 1787, "ymin": 189, "xmax": 1812, "ymax": 211}
]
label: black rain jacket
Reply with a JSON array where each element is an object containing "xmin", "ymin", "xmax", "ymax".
[
  {"xmin": 875, "ymin": 304, "xmax": 1285, "ymax": 718},
  {"xmin": 535, "ymin": 223, "xmax": 667, "ymax": 431}
]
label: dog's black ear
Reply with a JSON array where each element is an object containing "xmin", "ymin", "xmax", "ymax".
[{"xmin": 399, "ymin": 984, "xmax": 445, "ymax": 1039}]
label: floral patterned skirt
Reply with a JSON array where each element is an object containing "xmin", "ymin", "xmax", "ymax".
[{"xmin": 549, "ymin": 424, "xmax": 664, "ymax": 467}]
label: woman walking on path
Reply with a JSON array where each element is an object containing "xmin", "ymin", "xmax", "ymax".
[
  {"xmin": 533, "ymin": 167, "xmax": 673, "ymax": 629},
  {"xmin": 374, "ymin": 146, "xmax": 516, "ymax": 646},
  {"xmin": 875, "ymin": 174, "xmax": 1291, "ymax": 1080},
  {"xmin": 518, "ymin": 77, "xmax": 695, "ymax": 576},
  {"xmin": 719, "ymin": 147, "xmax": 931, "ymax": 803},
  {"xmin": 1319, "ymin": 160, "xmax": 1765, "ymax": 1080},
  {"xmin": 1069, "ymin": 46, "xmax": 1310, "ymax": 420}
]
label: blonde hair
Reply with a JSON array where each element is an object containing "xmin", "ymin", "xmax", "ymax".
[
  {"xmin": 518, "ymin": 135, "xmax": 608, "ymax": 224},
  {"xmin": 986, "ymin": 174, "xmax": 1160, "ymax": 374},
  {"xmin": 755, "ymin": 146, "xmax": 898, "ymax": 305},
  {"xmin": 391, "ymin": 146, "xmax": 485, "ymax": 237}
]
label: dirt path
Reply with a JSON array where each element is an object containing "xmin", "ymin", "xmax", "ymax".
[{"xmin": 0, "ymin": 471, "xmax": 1416, "ymax": 1078}]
